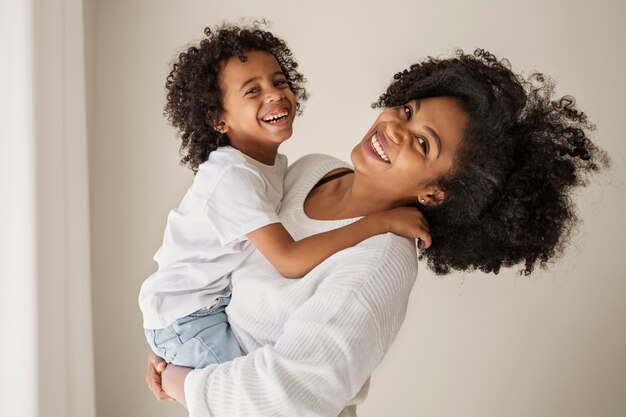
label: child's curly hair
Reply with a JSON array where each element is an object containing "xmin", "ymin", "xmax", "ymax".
[
  {"xmin": 374, "ymin": 49, "xmax": 608, "ymax": 275},
  {"xmin": 164, "ymin": 22, "xmax": 308, "ymax": 172}
]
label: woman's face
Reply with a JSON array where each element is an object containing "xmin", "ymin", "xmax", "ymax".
[{"xmin": 351, "ymin": 96, "xmax": 468, "ymax": 206}]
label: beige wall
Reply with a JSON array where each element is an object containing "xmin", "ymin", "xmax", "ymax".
[
  {"xmin": 2, "ymin": 1, "xmax": 95, "ymax": 416},
  {"xmin": 88, "ymin": 1, "xmax": 626, "ymax": 416}
]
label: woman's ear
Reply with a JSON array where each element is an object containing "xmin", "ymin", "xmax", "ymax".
[{"xmin": 419, "ymin": 187, "xmax": 446, "ymax": 206}]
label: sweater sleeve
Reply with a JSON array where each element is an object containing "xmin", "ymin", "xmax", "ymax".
[{"xmin": 184, "ymin": 236, "xmax": 418, "ymax": 417}]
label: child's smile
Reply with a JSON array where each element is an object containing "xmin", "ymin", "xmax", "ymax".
[
  {"xmin": 218, "ymin": 50, "xmax": 297, "ymax": 164},
  {"xmin": 261, "ymin": 108, "xmax": 290, "ymax": 126}
]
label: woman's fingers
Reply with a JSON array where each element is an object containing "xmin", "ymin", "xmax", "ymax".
[{"xmin": 146, "ymin": 352, "xmax": 173, "ymax": 401}]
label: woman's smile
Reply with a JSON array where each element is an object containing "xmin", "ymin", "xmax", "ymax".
[{"xmin": 363, "ymin": 130, "xmax": 391, "ymax": 163}]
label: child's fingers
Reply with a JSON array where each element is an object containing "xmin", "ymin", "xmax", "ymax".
[
  {"xmin": 416, "ymin": 233, "xmax": 432, "ymax": 250},
  {"xmin": 415, "ymin": 226, "xmax": 432, "ymax": 250}
]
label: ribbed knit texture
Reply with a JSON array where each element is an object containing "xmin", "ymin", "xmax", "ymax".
[{"xmin": 185, "ymin": 154, "xmax": 419, "ymax": 417}]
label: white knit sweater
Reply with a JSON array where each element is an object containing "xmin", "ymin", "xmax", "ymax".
[{"xmin": 185, "ymin": 154, "xmax": 419, "ymax": 417}]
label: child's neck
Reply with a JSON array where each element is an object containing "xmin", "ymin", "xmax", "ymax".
[{"xmin": 230, "ymin": 142, "xmax": 279, "ymax": 165}]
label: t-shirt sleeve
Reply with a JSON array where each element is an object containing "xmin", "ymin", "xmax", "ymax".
[{"xmin": 204, "ymin": 165, "xmax": 281, "ymax": 245}]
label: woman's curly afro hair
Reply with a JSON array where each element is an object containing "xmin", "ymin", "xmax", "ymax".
[
  {"xmin": 164, "ymin": 22, "xmax": 308, "ymax": 172},
  {"xmin": 374, "ymin": 49, "xmax": 608, "ymax": 275}
]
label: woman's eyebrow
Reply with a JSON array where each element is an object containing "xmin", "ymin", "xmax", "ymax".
[
  {"xmin": 424, "ymin": 126, "xmax": 442, "ymax": 158},
  {"xmin": 413, "ymin": 100, "xmax": 442, "ymax": 158}
]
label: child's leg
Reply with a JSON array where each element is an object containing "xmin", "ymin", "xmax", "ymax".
[{"xmin": 144, "ymin": 296, "xmax": 243, "ymax": 368}]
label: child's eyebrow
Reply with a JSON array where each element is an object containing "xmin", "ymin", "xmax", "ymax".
[{"xmin": 239, "ymin": 71, "xmax": 285, "ymax": 91}]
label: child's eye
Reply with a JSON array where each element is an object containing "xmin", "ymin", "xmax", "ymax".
[
  {"xmin": 244, "ymin": 87, "xmax": 260, "ymax": 95},
  {"xmin": 403, "ymin": 105, "xmax": 413, "ymax": 119},
  {"xmin": 274, "ymin": 79, "xmax": 288, "ymax": 87}
]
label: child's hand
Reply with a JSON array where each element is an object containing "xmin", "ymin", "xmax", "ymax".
[{"xmin": 376, "ymin": 207, "xmax": 432, "ymax": 250}]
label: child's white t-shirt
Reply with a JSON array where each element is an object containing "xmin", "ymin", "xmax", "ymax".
[{"xmin": 139, "ymin": 146, "xmax": 287, "ymax": 329}]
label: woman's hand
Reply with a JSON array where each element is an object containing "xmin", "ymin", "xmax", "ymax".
[
  {"xmin": 146, "ymin": 351, "xmax": 172, "ymax": 401},
  {"xmin": 146, "ymin": 351, "xmax": 192, "ymax": 408},
  {"xmin": 375, "ymin": 207, "xmax": 432, "ymax": 250}
]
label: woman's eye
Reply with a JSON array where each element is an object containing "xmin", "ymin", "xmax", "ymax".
[
  {"xmin": 403, "ymin": 105, "xmax": 413, "ymax": 119},
  {"xmin": 415, "ymin": 136, "xmax": 429, "ymax": 154}
]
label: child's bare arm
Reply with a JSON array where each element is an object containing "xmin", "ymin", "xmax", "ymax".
[{"xmin": 247, "ymin": 206, "xmax": 430, "ymax": 279}]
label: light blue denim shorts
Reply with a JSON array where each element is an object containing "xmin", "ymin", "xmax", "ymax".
[{"xmin": 145, "ymin": 296, "xmax": 243, "ymax": 368}]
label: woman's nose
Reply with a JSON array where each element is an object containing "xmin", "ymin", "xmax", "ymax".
[{"xmin": 385, "ymin": 122, "xmax": 409, "ymax": 145}]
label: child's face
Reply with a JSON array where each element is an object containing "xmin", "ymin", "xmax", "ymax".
[{"xmin": 218, "ymin": 50, "xmax": 297, "ymax": 163}]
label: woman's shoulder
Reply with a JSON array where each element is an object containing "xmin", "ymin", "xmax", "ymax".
[
  {"xmin": 356, "ymin": 233, "xmax": 418, "ymax": 275},
  {"xmin": 285, "ymin": 154, "xmax": 351, "ymax": 190},
  {"xmin": 286, "ymin": 154, "xmax": 348, "ymax": 175},
  {"xmin": 315, "ymin": 233, "xmax": 419, "ymax": 293}
]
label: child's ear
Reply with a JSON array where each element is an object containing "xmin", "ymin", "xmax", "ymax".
[{"xmin": 213, "ymin": 120, "xmax": 229, "ymax": 134}]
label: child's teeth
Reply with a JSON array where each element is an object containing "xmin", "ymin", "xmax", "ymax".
[{"xmin": 264, "ymin": 111, "xmax": 288, "ymax": 123}]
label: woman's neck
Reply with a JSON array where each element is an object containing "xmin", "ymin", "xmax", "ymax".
[{"xmin": 305, "ymin": 171, "xmax": 402, "ymax": 220}]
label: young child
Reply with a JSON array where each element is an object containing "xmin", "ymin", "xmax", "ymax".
[{"xmin": 138, "ymin": 23, "xmax": 431, "ymax": 370}]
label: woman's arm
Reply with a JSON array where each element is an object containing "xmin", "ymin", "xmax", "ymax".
[{"xmin": 181, "ymin": 236, "xmax": 417, "ymax": 417}]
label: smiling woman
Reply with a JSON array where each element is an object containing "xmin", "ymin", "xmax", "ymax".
[
  {"xmin": 373, "ymin": 50, "xmax": 608, "ymax": 275},
  {"xmin": 353, "ymin": 97, "xmax": 467, "ymax": 208}
]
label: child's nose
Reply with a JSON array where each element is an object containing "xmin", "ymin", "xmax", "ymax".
[{"xmin": 266, "ymin": 87, "xmax": 285, "ymax": 102}]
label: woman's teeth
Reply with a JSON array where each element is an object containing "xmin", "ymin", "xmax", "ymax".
[
  {"xmin": 263, "ymin": 111, "xmax": 288, "ymax": 124},
  {"xmin": 371, "ymin": 134, "xmax": 390, "ymax": 162}
]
